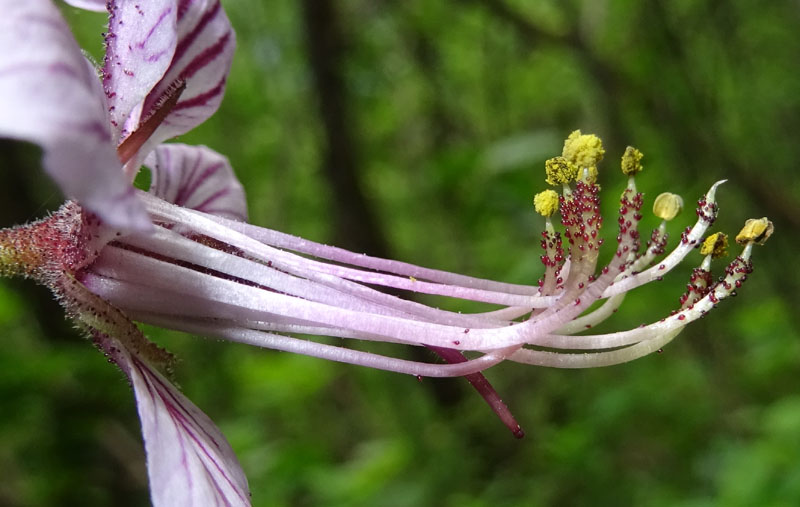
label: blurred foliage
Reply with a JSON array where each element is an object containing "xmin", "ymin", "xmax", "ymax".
[{"xmin": 2, "ymin": 0, "xmax": 800, "ymax": 505}]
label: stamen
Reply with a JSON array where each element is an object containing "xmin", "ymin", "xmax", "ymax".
[
  {"xmin": 653, "ymin": 192, "xmax": 683, "ymax": 222},
  {"xmin": 735, "ymin": 217, "xmax": 774, "ymax": 245},
  {"xmin": 533, "ymin": 190, "xmax": 560, "ymax": 218},
  {"xmin": 562, "ymin": 129, "xmax": 604, "ymax": 183},
  {"xmin": 620, "ymin": 146, "xmax": 643, "ymax": 176},
  {"xmin": 700, "ymin": 232, "xmax": 729, "ymax": 259},
  {"xmin": 544, "ymin": 156, "xmax": 578, "ymax": 186}
]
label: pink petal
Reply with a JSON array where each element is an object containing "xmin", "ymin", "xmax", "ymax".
[
  {"xmin": 146, "ymin": 144, "xmax": 248, "ymax": 221},
  {"xmin": 0, "ymin": 0, "xmax": 149, "ymax": 230},
  {"xmin": 99, "ymin": 335, "xmax": 251, "ymax": 507},
  {"xmin": 62, "ymin": 0, "xmax": 106, "ymax": 12},
  {"xmin": 139, "ymin": 0, "xmax": 235, "ymax": 147},
  {"xmin": 102, "ymin": 0, "xmax": 179, "ymax": 143}
]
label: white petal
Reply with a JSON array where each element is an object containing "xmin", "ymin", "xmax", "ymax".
[
  {"xmin": 102, "ymin": 0, "xmax": 179, "ymax": 143},
  {"xmin": 140, "ymin": 0, "xmax": 236, "ymax": 146},
  {"xmin": 146, "ymin": 144, "xmax": 248, "ymax": 221},
  {"xmin": 0, "ymin": 0, "xmax": 149, "ymax": 230},
  {"xmin": 102, "ymin": 336, "xmax": 251, "ymax": 506}
]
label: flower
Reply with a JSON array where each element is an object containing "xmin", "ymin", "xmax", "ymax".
[
  {"xmin": 0, "ymin": 0, "xmax": 774, "ymax": 505},
  {"xmin": 0, "ymin": 0, "xmax": 249, "ymax": 505}
]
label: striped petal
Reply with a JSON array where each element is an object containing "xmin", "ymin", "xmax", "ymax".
[
  {"xmin": 100, "ymin": 336, "xmax": 251, "ymax": 507},
  {"xmin": 102, "ymin": 0, "xmax": 179, "ymax": 143},
  {"xmin": 139, "ymin": 0, "xmax": 235, "ymax": 149},
  {"xmin": 146, "ymin": 144, "xmax": 248, "ymax": 221},
  {"xmin": 0, "ymin": 0, "xmax": 149, "ymax": 230}
]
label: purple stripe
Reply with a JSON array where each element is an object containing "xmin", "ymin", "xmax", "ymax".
[
  {"xmin": 0, "ymin": 61, "xmax": 82, "ymax": 85},
  {"xmin": 133, "ymin": 362, "xmax": 199, "ymax": 494},
  {"xmin": 0, "ymin": 62, "xmax": 39, "ymax": 78},
  {"xmin": 177, "ymin": 0, "xmax": 194, "ymax": 20},
  {"xmin": 150, "ymin": 372, "xmax": 225, "ymax": 461},
  {"xmin": 179, "ymin": 32, "xmax": 231, "ymax": 81},
  {"xmin": 132, "ymin": 357, "xmax": 248, "ymax": 502},
  {"xmin": 146, "ymin": 47, "xmax": 173, "ymax": 63},
  {"xmin": 182, "ymin": 161, "xmax": 225, "ymax": 204},
  {"xmin": 138, "ymin": 7, "xmax": 174, "ymax": 49},
  {"xmin": 173, "ymin": 1, "xmax": 222, "ymax": 66},
  {"xmin": 133, "ymin": 360, "xmax": 219, "ymax": 461},
  {"xmin": 139, "ymin": 12, "xmax": 228, "ymax": 121},
  {"xmin": 24, "ymin": 13, "xmax": 75, "ymax": 39},
  {"xmin": 174, "ymin": 76, "xmax": 226, "ymax": 111},
  {"xmin": 158, "ymin": 149, "xmax": 174, "ymax": 198},
  {"xmin": 193, "ymin": 187, "xmax": 231, "ymax": 212},
  {"xmin": 58, "ymin": 119, "xmax": 112, "ymax": 143},
  {"xmin": 48, "ymin": 61, "xmax": 84, "ymax": 83},
  {"xmin": 173, "ymin": 154, "xmax": 205, "ymax": 205}
]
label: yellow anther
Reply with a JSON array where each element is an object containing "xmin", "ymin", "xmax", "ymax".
[
  {"xmin": 534, "ymin": 189, "xmax": 560, "ymax": 217},
  {"xmin": 700, "ymin": 232, "xmax": 728, "ymax": 259},
  {"xmin": 562, "ymin": 130, "xmax": 605, "ymax": 170},
  {"xmin": 621, "ymin": 146, "xmax": 643, "ymax": 175},
  {"xmin": 653, "ymin": 192, "xmax": 683, "ymax": 221},
  {"xmin": 735, "ymin": 217, "xmax": 774, "ymax": 245},
  {"xmin": 544, "ymin": 156, "xmax": 578, "ymax": 186}
]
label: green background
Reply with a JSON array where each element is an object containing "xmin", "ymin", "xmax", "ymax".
[{"xmin": 1, "ymin": 1, "xmax": 799, "ymax": 505}]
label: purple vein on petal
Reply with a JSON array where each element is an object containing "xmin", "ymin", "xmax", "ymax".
[
  {"xmin": 171, "ymin": 153, "xmax": 204, "ymax": 205},
  {"xmin": 177, "ymin": 0, "xmax": 195, "ymax": 20},
  {"xmin": 141, "ymin": 2, "xmax": 227, "ymax": 116},
  {"xmin": 0, "ymin": 61, "xmax": 81, "ymax": 85},
  {"xmin": 193, "ymin": 188, "xmax": 232, "ymax": 213},
  {"xmin": 179, "ymin": 32, "xmax": 231, "ymax": 82},
  {"xmin": 139, "ymin": 7, "xmax": 175, "ymax": 48},
  {"xmin": 47, "ymin": 61, "xmax": 82, "ymax": 80},
  {"xmin": 173, "ymin": 1, "xmax": 223, "ymax": 65},
  {"xmin": 102, "ymin": 0, "xmax": 178, "ymax": 142},
  {"xmin": 88, "ymin": 332, "xmax": 251, "ymax": 505},
  {"xmin": 131, "ymin": 356, "xmax": 250, "ymax": 504},
  {"xmin": 23, "ymin": 13, "xmax": 75, "ymax": 39},
  {"xmin": 176, "ymin": 162, "xmax": 225, "ymax": 205},
  {"xmin": 134, "ymin": 0, "xmax": 234, "ymax": 144},
  {"xmin": 59, "ymin": 119, "xmax": 113, "ymax": 143},
  {"xmin": 146, "ymin": 144, "xmax": 247, "ymax": 221},
  {"xmin": 156, "ymin": 148, "xmax": 175, "ymax": 197},
  {"xmin": 173, "ymin": 76, "xmax": 227, "ymax": 112},
  {"xmin": 131, "ymin": 355, "xmax": 249, "ymax": 505}
]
